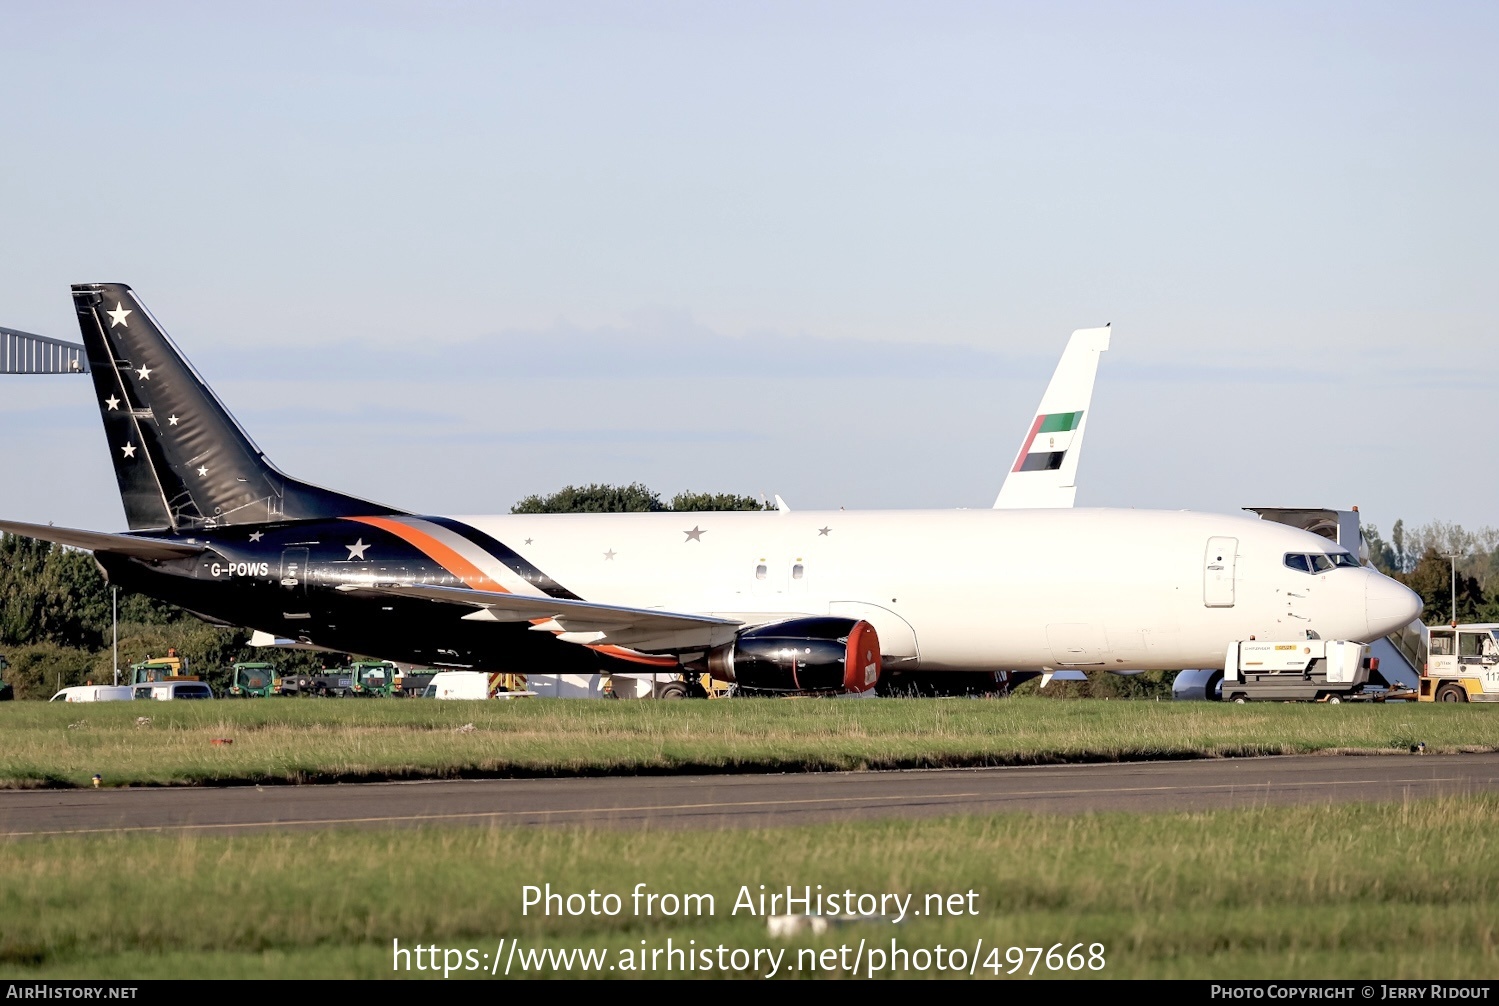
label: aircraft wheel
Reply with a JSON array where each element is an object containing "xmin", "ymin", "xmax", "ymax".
[
  {"xmin": 657, "ymin": 681, "xmax": 689, "ymax": 700},
  {"xmin": 1438, "ymin": 685, "xmax": 1468, "ymax": 703}
]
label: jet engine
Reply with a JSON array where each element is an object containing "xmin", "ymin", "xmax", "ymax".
[{"xmin": 706, "ymin": 617, "xmax": 882, "ymax": 694}]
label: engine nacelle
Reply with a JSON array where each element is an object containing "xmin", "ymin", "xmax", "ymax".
[{"xmin": 707, "ymin": 617, "xmax": 882, "ymax": 693}]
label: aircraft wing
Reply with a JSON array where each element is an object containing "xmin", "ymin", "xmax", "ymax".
[
  {"xmin": 359, "ymin": 582, "xmax": 744, "ymax": 652},
  {"xmin": 994, "ymin": 324, "xmax": 1110, "ymax": 509},
  {"xmin": 0, "ymin": 519, "xmax": 204, "ymax": 560}
]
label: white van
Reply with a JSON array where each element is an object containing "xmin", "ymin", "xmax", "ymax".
[
  {"xmin": 49, "ymin": 685, "xmax": 134, "ymax": 702},
  {"xmin": 420, "ymin": 671, "xmax": 532, "ymax": 700},
  {"xmin": 131, "ymin": 681, "xmax": 215, "ymax": 701},
  {"xmin": 422, "ymin": 671, "xmax": 491, "ymax": 700}
]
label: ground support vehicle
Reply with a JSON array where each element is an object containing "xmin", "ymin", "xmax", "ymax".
[
  {"xmin": 1216, "ymin": 638, "xmax": 1373, "ymax": 703},
  {"xmin": 129, "ymin": 655, "xmax": 199, "ymax": 686},
  {"xmin": 308, "ymin": 667, "xmax": 358, "ymax": 697},
  {"xmin": 132, "ymin": 681, "xmax": 214, "ymax": 700},
  {"xmin": 422, "ymin": 671, "xmax": 533, "ymax": 699},
  {"xmin": 345, "ymin": 661, "xmax": 399, "ymax": 696},
  {"xmin": 393, "ymin": 668, "xmax": 437, "ymax": 697},
  {"xmin": 274, "ymin": 670, "xmax": 316, "ymax": 696},
  {"xmin": 50, "ymin": 685, "xmax": 134, "ymax": 702},
  {"xmin": 227, "ymin": 662, "xmax": 279, "ymax": 697},
  {"xmin": 1421, "ymin": 624, "xmax": 1499, "ymax": 702}
]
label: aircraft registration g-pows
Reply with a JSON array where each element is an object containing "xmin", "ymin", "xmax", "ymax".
[{"xmin": 0, "ymin": 284, "xmax": 1421, "ymax": 694}]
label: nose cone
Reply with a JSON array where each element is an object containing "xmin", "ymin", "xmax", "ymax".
[{"xmin": 1366, "ymin": 572, "xmax": 1423, "ymax": 638}]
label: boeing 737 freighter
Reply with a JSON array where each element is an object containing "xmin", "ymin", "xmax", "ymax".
[{"xmin": 0, "ymin": 284, "xmax": 1421, "ymax": 693}]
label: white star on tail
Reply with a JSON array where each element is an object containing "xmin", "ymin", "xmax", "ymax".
[
  {"xmin": 197, "ymin": 466, "xmax": 208, "ymax": 477},
  {"xmin": 120, "ymin": 443, "xmax": 135, "ymax": 458},
  {"xmin": 107, "ymin": 302, "xmax": 132, "ymax": 328},
  {"xmin": 168, "ymin": 415, "xmax": 179, "ymax": 426},
  {"xmin": 135, "ymin": 365, "xmax": 152, "ymax": 380},
  {"xmin": 104, "ymin": 395, "xmax": 120, "ymax": 410},
  {"xmin": 346, "ymin": 539, "xmax": 370, "ymax": 560}
]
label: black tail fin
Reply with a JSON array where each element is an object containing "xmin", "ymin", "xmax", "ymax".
[{"xmin": 73, "ymin": 283, "xmax": 402, "ymax": 531}]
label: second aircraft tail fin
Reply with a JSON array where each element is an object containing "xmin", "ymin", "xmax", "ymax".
[{"xmin": 993, "ymin": 324, "xmax": 1110, "ymax": 509}]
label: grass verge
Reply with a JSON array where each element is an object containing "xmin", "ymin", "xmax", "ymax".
[
  {"xmin": 0, "ymin": 797, "xmax": 1494, "ymax": 979},
  {"xmin": 3, "ymin": 697, "xmax": 1496, "ymax": 788}
]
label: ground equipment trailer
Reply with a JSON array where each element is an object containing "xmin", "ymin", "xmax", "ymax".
[
  {"xmin": 1218, "ymin": 638, "xmax": 1373, "ymax": 703},
  {"xmin": 1421, "ymin": 624, "xmax": 1499, "ymax": 702}
]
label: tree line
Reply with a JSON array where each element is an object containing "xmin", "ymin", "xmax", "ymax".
[{"xmin": 1361, "ymin": 520, "xmax": 1499, "ymax": 624}]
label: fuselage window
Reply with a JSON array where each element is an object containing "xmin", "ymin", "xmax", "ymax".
[
  {"xmin": 1309, "ymin": 554, "xmax": 1333, "ymax": 573},
  {"xmin": 1284, "ymin": 554, "xmax": 1312, "ymax": 573},
  {"xmin": 792, "ymin": 564, "xmax": 804, "ymax": 580},
  {"xmin": 1330, "ymin": 552, "xmax": 1359, "ymax": 568},
  {"xmin": 755, "ymin": 564, "xmax": 767, "ymax": 580}
]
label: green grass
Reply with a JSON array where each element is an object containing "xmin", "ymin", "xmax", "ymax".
[
  {"xmin": 3, "ymin": 697, "xmax": 1496, "ymax": 788},
  {"xmin": 1, "ymin": 797, "xmax": 1494, "ymax": 979}
]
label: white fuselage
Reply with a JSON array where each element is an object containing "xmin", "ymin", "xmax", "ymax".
[{"xmin": 450, "ymin": 507, "xmax": 1420, "ymax": 672}]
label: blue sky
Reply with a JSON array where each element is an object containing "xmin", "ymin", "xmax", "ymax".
[{"xmin": 2, "ymin": 2, "xmax": 1495, "ymax": 533}]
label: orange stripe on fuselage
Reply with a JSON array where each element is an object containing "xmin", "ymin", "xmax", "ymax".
[
  {"xmin": 343, "ymin": 517, "xmax": 679, "ymax": 669},
  {"xmin": 342, "ymin": 516, "xmax": 509, "ymax": 594}
]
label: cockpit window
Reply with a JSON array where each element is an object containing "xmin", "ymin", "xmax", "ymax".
[{"xmin": 1285, "ymin": 552, "xmax": 1359, "ymax": 574}]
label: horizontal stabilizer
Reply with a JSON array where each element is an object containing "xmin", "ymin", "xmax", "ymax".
[
  {"xmin": 0, "ymin": 518, "xmax": 204, "ymax": 560},
  {"xmin": 1, "ymin": 327, "xmax": 89, "ymax": 374}
]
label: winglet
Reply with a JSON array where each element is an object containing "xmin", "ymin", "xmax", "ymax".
[{"xmin": 994, "ymin": 325, "xmax": 1111, "ymax": 509}]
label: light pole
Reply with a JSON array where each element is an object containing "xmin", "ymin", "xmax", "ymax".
[
  {"xmin": 1442, "ymin": 551, "xmax": 1462, "ymax": 626},
  {"xmin": 111, "ymin": 587, "xmax": 119, "ymax": 686}
]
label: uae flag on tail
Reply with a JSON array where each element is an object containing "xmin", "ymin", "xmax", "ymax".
[{"xmin": 1011, "ymin": 411, "xmax": 1083, "ymax": 472}]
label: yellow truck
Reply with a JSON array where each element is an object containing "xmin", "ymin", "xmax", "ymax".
[{"xmin": 1421, "ymin": 624, "xmax": 1499, "ymax": 702}]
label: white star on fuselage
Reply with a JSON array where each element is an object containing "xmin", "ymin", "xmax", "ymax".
[
  {"xmin": 168, "ymin": 415, "xmax": 179, "ymax": 426},
  {"xmin": 248, "ymin": 531, "xmax": 263, "ymax": 543},
  {"xmin": 197, "ymin": 466, "xmax": 208, "ymax": 477},
  {"xmin": 120, "ymin": 443, "xmax": 135, "ymax": 458},
  {"xmin": 136, "ymin": 365, "xmax": 152, "ymax": 380},
  {"xmin": 346, "ymin": 539, "xmax": 370, "ymax": 560},
  {"xmin": 105, "ymin": 395, "xmax": 120, "ymax": 410},
  {"xmin": 107, "ymin": 303, "xmax": 132, "ymax": 328}
]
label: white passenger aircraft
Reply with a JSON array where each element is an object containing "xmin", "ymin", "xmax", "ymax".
[{"xmin": 0, "ymin": 284, "xmax": 1421, "ymax": 694}]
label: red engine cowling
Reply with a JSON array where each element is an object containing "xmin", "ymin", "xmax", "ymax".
[{"xmin": 707, "ymin": 617, "xmax": 881, "ymax": 693}]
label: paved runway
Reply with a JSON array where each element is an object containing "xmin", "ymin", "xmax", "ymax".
[{"xmin": 3, "ymin": 753, "xmax": 1496, "ymax": 836}]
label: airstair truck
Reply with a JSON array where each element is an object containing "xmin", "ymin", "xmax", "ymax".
[{"xmin": 1219, "ymin": 638, "xmax": 1373, "ymax": 703}]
